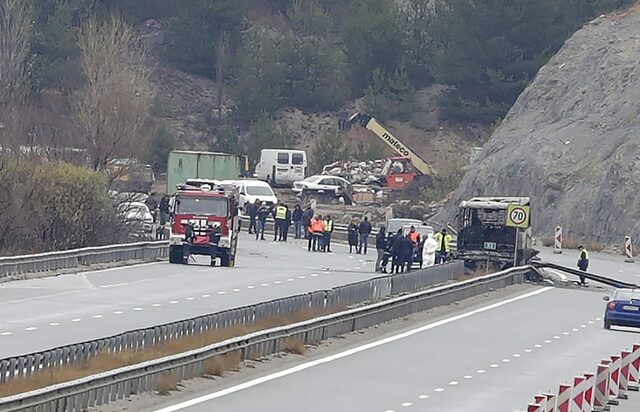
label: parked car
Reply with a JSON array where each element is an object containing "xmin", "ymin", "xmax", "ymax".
[
  {"xmin": 292, "ymin": 175, "xmax": 351, "ymax": 195},
  {"xmin": 386, "ymin": 218, "xmax": 423, "ymax": 235},
  {"xmin": 118, "ymin": 202, "xmax": 154, "ymax": 240},
  {"xmin": 254, "ymin": 149, "xmax": 307, "ymax": 187},
  {"xmin": 604, "ymin": 288, "xmax": 640, "ymax": 329}
]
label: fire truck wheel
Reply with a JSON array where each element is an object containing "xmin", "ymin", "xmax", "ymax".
[
  {"xmin": 168, "ymin": 247, "xmax": 183, "ymax": 264},
  {"xmin": 220, "ymin": 252, "xmax": 235, "ymax": 267}
]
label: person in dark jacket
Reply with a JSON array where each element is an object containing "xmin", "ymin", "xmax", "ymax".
[
  {"xmin": 375, "ymin": 226, "xmax": 387, "ymax": 272},
  {"xmin": 358, "ymin": 216, "xmax": 372, "ymax": 254},
  {"xmin": 392, "ymin": 234, "xmax": 415, "ymax": 273},
  {"xmin": 246, "ymin": 199, "xmax": 259, "ymax": 234},
  {"xmin": 302, "ymin": 207, "xmax": 314, "ymax": 239},
  {"xmin": 382, "ymin": 229, "xmax": 401, "ymax": 273},
  {"xmin": 281, "ymin": 206, "xmax": 292, "ymax": 242},
  {"xmin": 256, "ymin": 203, "xmax": 270, "ymax": 240},
  {"xmin": 348, "ymin": 220, "xmax": 359, "ymax": 253},
  {"xmin": 292, "ymin": 204, "xmax": 303, "ymax": 239}
]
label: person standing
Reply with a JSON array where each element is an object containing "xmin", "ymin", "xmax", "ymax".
[
  {"xmin": 391, "ymin": 232, "xmax": 405, "ymax": 274},
  {"xmin": 292, "ymin": 204, "xmax": 303, "ymax": 239},
  {"xmin": 358, "ymin": 216, "xmax": 372, "ymax": 254},
  {"xmin": 308, "ymin": 215, "xmax": 324, "ymax": 252},
  {"xmin": 434, "ymin": 228, "xmax": 452, "ymax": 264},
  {"xmin": 274, "ymin": 204, "xmax": 287, "ymax": 241},
  {"xmin": 246, "ymin": 199, "xmax": 259, "ymax": 234},
  {"xmin": 348, "ymin": 219, "xmax": 359, "ymax": 254},
  {"xmin": 302, "ymin": 206, "xmax": 314, "ymax": 239},
  {"xmin": 375, "ymin": 226, "xmax": 387, "ymax": 272},
  {"xmin": 382, "ymin": 229, "xmax": 400, "ymax": 273},
  {"xmin": 282, "ymin": 205, "xmax": 292, "ymax": 242},
  {"xmin": 256, "ymin": 202, "xmax": 269, "ymax": 240},
  {"xmin": 323, "ymin": 215, "xmax": 334, "ymax": 252},
  {"xmin": 422, "ymin": 232, "xmax": 438, "ymax": 268},
  {"xmin": 577, "ymin": 245, "xmax": 589, "ymax": 285}
]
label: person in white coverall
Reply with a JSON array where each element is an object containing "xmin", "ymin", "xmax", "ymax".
[{"xmin": 422, "ymin": 232, "xmax": 438, "ymax": 267}]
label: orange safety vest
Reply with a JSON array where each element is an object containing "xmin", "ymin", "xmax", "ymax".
[
  {"xmin": 409, "ymin": 231, "xmax": 419, "ymax": 244},
  {"xmin": 310, "ymin": 219, "xmax": 325, "ymax": 233}
]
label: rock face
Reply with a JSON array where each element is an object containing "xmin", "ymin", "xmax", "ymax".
[{"xmin": 438, "ymin": 8, "xmax": 640, "ymax": 244}]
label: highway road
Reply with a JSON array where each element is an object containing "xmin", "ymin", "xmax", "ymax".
[
  {"xmin": 0, "ymin": 234, "xmax": 378, "ymax": 358},
  {"xmin": 131, "ymin": 248, "xmax": 640, "ymax": 412}
]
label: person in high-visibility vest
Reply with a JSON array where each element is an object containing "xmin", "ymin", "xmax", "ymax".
[
  {"xmin": 308, "ymin": 215, "xmax": 325, "ymax": 252},
  {"xmin": 322, "ymin": 215, "xmax": 334, "ymax": 252},
  {"xmin": 274, "ymin": 204, "xmax": 287, "ymax": 242},
  {"xmin": 577, "ymin": 245, "xmax": 589, "ymax": 285},
  {"xmin": 434, "ymin": 228, "xmax": 452, "ymax": 264}
]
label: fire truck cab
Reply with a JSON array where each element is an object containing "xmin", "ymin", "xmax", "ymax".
[{"xmin": 168, "ymin": 183, "xmax": 240, "ymax": 267}]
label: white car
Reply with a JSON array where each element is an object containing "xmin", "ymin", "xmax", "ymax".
[
  {"xmin": 292, "ymin": 175, "xmax": 351, "ymax": 195},
  {"xmin": 233, "ymin": 179, "xmax": 279, "ymax": 211},
  {"xmin": 118, "ymin": 202, "xmax": 154, "ymax": 239}
]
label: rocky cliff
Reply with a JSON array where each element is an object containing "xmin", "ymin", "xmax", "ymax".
[{"xmin": 438, "ymin": 7, "xmax": 640, "ymax": 244}]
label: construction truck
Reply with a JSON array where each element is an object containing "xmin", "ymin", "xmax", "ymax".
[
  {"xmin": 342, "ymin": 113, "xmax": 436, "ymax": 190},
  {"xmin": 456, "ymin": 197, "xmax": 538, "ymax": 273},
  {"xmin": 168, "ymin": 182, "xmax": 240, "ymax": 267}
]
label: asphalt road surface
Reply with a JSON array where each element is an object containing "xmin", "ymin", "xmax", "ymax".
[
  {"xmin": 137, "ymin": 247, "xmax": 640, "ymax": 412},
  {"xmin": 0, "ymin": 234, "xmax": 378, "ymax": 358}
]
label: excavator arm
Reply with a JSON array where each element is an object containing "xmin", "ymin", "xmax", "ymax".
[{"xmin": 347, "ymin": 113, "xmax": 436, "ymax": 176}]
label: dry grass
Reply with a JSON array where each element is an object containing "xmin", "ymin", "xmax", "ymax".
[
  {"xmin": 563, "ymin": 237, "xmax": 579, "ymax": 249},
  {"xmin": 540, "ymin": 237, "xmax": 554, "ymax": 247},
  {"xmin": 0, "ymin": 307, "xmax": 339, "ymax": 398},
  {"xmin": 156, "ymin": 372, "xmax": 178, "ymax": 395},
  {"xmin": 282, "ymin": 337, "xmax": 306, "ymax": 355},
  {"xmin": 203, "ymin": 351, "xmax": 241, "ymax": 377},
  {"xmin": 540, "ymin": 236, "xmax": 604, "ymax": 252},
  {"xmin": 585, "ymin": 240, "xmax": 606, "ymax": 253}
]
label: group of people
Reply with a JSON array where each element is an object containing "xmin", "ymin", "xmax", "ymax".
[
  {"xmin": 373, "ymin": 226, "xmax": 453, "ymax": 274},
  {"xmin": 347, "ymin": 217, "xmax": 373, "ymax": 254}
]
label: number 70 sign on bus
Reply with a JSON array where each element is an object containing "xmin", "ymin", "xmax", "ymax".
[{"xmin": 506, "ymin": 204, "xmax": 531, "ymax": 229}]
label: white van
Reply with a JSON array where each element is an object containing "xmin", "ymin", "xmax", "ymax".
[
  {"xmin": 254, "ymin": 149, "xmax": 307, "ymax": 187},
  {"xmin": 226, "ymin": 179, "xmax": 278, "ymax": 212}
]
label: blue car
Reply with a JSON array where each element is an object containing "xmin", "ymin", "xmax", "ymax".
[{"xmin": 604, "ymin": 289, "xmax": 640, "ymax": 329}]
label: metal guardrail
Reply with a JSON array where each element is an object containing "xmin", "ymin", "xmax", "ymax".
[
  {"xmin": 0, "ymin": 262, "xmax": 460, "ymax": 387},
  {"xmin": 0, "ymin": 242, "xmax": 169, "ymax": 282},
  {"xmin": 0, "ymin": 263, "xmax": 535, "ymax": 412}
]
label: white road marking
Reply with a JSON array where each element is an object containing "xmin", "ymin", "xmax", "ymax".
[
  {"xmin": 247, "ymin": 286, "xmax": 255, "ymax": 289},
  {"xmin": 553, "ymin": 336, "xmax": 560, "ymax": 339},
  {"xmin": 232, "ymin": 289, "xmax": 241, "ymax": 292},
  {"xmin": 152, "ymin": 304, "xmax": 162, "ymax": 307},
  {"xmin": 49, "ymin": 323, "xmax": 60, "ymax": 326},
  {"xmin": 274, "ymin": 281, "xmax": 282, "ymax": 284},
  {"xmin": 512, "ymin": 354, "xmax": 521, "ymax": 358},
  {"xmin": 25, "ymin": 327, "xmax": 37, "ymax": 331},
  {"xmin": 187, "ymin": 297, "xmax": 195, "ymax": 301},
  {"xmin": 572, "ymin": 328, "xmax": 579, "ymax": 332},
  {"xmin": 261, "ymin": 284, "xmax": 269, "ymax": 287},
  {"xmin": 202, "ymin": 294, "xmax": 211, "ymax": 298},
  {"xmin": 92, "ymin": 315, "xmax": 104, "ymax": 318},
  {"xmin": 524, "ymin": 349, "xmax": 533, "ymax": 353},
  {"xmin": 150, "ymin": 287, "xmax": 553, "ymax": 412},
  {"xmin": 588, "ymin": 321, "xmax": 594, "ymax": 324},
  {"xmin": 1, "ymin": 332, "xmax": 13, "ymax": 336},
  {"xmin": 287, "ymin": 278, "xmax": 294, "ymax": 282},
  {"xmin": 463, "ymin": 375, "xmax": 472, "ymax": 379},
  {"xmin": 298, "ymin": 275, "xmax": 306, "ymax": 279},
  {"xmin": 311, "ymin": 274, "xmax": 318, "ymax": 277},
  {"xmin": 99, "ymin": 282, "xmax": 128, "ymax": 289},
  {"xmin": 113, "ymin": 311, "xmax": 124, "ymax": 315},
  {"xmin": 218, "ymin": 292, "xmax": 227, "ymax": 295},
  {"xmin": 490, "ymin": 364, "xmax": 499, "ymax": 368},
  {"xmin": 170, "ymin": 300, "xmax": 179, "ymax": 304},
  {"xmin": 401, "ymin": 402, "xmax": 413, "ymax": 407},
  {"xmin": 544, "ymin": 340, "xmax": 552, "ymax": 344},
  {"xmin": 534, "ymin": 345, "xmax": 542, "ymax": 348},
  {"xmin": 580, "ymin": 324, "xmax": 587, "ymax": 328},
  {"xmin": 477, "ymin": 370, "xmax": 486, "ymax": 374},
  {"xmin": 501, "ymin": 359, "xmax": 510, "ymax": 363},
  {"xmin": 449, "ymin": 381, "xmax": 459, "ymax": 385},
  {"xmin": 596, "ymin": 317, "xmax": 602, "ymax": 321},
  {"xmin": 133, "ymin": 308, "xmax": 143, "ymax": 311},
  {"xmin": 434, "ymin": 388, "xmax": 445, "ymax": 392},
  {"xmin": 71, "ymin": 318, "xmax": 82, "ymax": 322},
  {"xmin": 418, "ymin": 394, "xmax": 429, "ymax": 399},
  {"xmin": 355, "ymin": 267, "xmax": 362, "ymax": 270}
]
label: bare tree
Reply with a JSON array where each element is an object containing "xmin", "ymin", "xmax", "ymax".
[
  {"xmin": 76, "ymin": 15, "xmax": 152, "ymax": 171},
  {"xmin": 215, "ymin": 31, "xmax": 230, "ymax": 122},
  {"xmin": 0, "ymin": 0, "xmax": 32, "ymax": 109}
]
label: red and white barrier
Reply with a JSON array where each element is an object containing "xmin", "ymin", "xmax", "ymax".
[
  {"xmin": 529, "ymin": 404, "xmax": 544, "ymax": 412},
  {"xmin": 543, "ymin": 392, "xmax": 556, "ymax": 412},
  {"xmin": 593, "ymin": 364, "xmax": 611, "ymax": 412},
  {"xmin": 620, "ymin": 350, "xmax": 631, "ymax": 394},
  {"xmin": 629, "ymin": 343, "xmax": 640, "ymax": 391},
  {"xmin": 600, "ymin": 359, "xmax": 619, "ymax": 406},
  {"xmin": 534, "ymin": 395, "xmax": 548, "ymax": 412},
  {"xmin": 557, "ymin": 383, "xmax": 572, "ymax": 412},
  {"xmin": 583, "ymin": 372, "xmax": 595, "ymax": 411},
  {"xmin": 571, "ymin": 376, "xmax": 585, "ymax": 412},
  {"xmin": 624, "ymin": 236, "xmax": 634, "ymax": 263},
  {"xmin": 553, "ymin": 226, "xmax": 563, "ymax": 254},
  {"xmin": 610, "ymin": 354, "xmax": 627, "ymax": 399}
]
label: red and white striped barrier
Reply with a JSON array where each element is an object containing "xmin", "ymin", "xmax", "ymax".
[
  {"xmin": 583, "ymin": 372, "xmax": 595, "ymax": 411},
  {"xmin": 593, "ymin": 364, "xmax": 611, "ymax": 412},
  {"xmin": 629, "ymin": 343, "xmax": 640, "ymax": 391},
  {"xmin": 600, "ymin": 358, "xmax": 619, "ymax": 406},
  {"xmin": 620, "ymin": 350, "xmax": 632, "ymax": 394},
  {"xmin": 543, "ymin": 392, "xmax": 556, "ymax": 412},
  {"xmin": 610, "ymin": 354, "xmax": 627, "ymax": 400},
  {"xmin": 571, "ymin": 376, "xmax": 585, "ymax": 412},
  {"xmin": 529, "ymin": 403, "xmax": 544, "ymax": 412},
  {"xmin": 557, "ymin": 383, "xmax": 572, "ymax": 412},
  {"xmin": 534, "ymin": 395, "xmax": 548, "ymax": 412},
  {"xmin": 553, "ymin": 226, "xmax": 563, "ymax": 254},
  {"xmin": 624, "ymin": 236, "xmax": 634, "ymax": 263}
]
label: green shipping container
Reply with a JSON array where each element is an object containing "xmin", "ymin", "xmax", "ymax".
[{"xmin": 167, "ymin": 150, "xmax": 242, "ymax": 193}]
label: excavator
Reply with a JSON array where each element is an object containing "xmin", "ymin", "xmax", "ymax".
[{"xmin": 342, "ymin": 112, "xmax": 436, "ymax": 190}]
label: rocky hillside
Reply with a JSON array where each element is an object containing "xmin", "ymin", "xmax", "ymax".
[{"xmin": 438, "ymin": 6, "xmax": 640, "ymax": 244}]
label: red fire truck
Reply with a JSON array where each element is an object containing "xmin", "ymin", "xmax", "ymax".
[{"xmin": 168, "ymin": 183, "xmax": 240, "ymax": 267}]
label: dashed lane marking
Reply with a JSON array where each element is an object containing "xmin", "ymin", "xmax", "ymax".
[
  {"xmin": 133, "ymin": 308, "xmax": 143, "ymax": 311},
  {"xmin": 92, "ymin": 315, "xmax": 104, "ymax": 318},
  {"xmin": 113, "ymin": 311, "xmax": 124, "ymax": 315},
  {"xmin": 49, "ymin": 323, "xmax": 60, "ymax": 326},
  {"xmin": 71, "ymin": 318, "xmax": 82, "ymax": 322},
  {"xmin": 25, "ymin": 327, "xmax": 37, "ymax": 331},
  {"xmin": 202, "ymin": 294, "xmax": 211, "ymax": 298},
  {"xmin": 0, "ymin": 332, "xmax": 13, "ymax": 336}
]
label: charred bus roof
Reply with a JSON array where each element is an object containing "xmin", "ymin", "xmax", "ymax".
[{"xmin": 459, "ymin": 197, "xmax": 530, "ymax": 210}]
